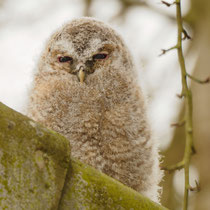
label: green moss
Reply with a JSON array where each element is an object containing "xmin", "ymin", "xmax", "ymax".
[
  {"xmin": 0, "ymin": 102, "xmax": 167, "ymax": 210},
  {"xmin": 0, "ymin": 102, "xmax": 71, "ymax": 210},
  {"xmin": 59, "ymin": 159, "xmax": 168, "ymax": 210}
]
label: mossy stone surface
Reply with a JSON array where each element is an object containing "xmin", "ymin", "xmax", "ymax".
[
  {"xmin": 59, "ymin": 159, "xmax": 168, "ymax": 210},
  {"xmin": 0, "ymin": 102, "xmax": 70, "ymax": 210},
  {"xmin": 0, "ymin": 102, "xmax": 167, "ymax": 210}
]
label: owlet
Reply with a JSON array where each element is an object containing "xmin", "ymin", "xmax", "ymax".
[{"xmin": 27, "ymin": 17, "xmax": 162, "ymax": 202}]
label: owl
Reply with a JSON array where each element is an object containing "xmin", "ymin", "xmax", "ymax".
[{"xmin": 27, "ymin": 17, "xmax": 162, "ymax": 203}]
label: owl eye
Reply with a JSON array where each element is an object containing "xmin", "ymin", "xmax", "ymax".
[
  {"xmin": 58, "ymin": 56, "xmax": 73, "ymax": 63},
  {"xmin": 92, "ymin": 53, "xmax": 108, "ymax": 60}
]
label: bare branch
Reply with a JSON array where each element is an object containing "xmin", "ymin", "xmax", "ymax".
[
  {"xmin": 176, "ymin": 93, "xmax": 185, "ymax": 98},
  {"xmin": 161, "ymin": 0, "xmax": 197, "ymax": 209},
  {"xmin": 182, "ymin": 29, "xmax": 191, "ymax": 40},
  {"xmin": 175, "ymin": 0, "xmax": 195, "ymax": 208},
  {"xmin": 83, "ymin": 0, "xmax": 93, "ymax": 16},
  {"xmin": 189, "ymin": 180, "xmax": 201, "ymax": 192},
  {"xmin": 112, "ymin": 0, "xmax": 176, "ymax": 23},
  {"xmin": 171, "ymin": 120, "xmax": 185, "ymax": 127},
  {"xmin": 161, "ymin": 161, "xmax": 185, "ymax": 173},
  {"xmin": 187, "ymin": 73, "xmax": 210, "ymax": 84},
  {"xmin": 161, "ymin": 1, "xmax": 176, "ymax": 7},
  {"xmin": 191, "ymin": 145, "xmax": 196, "ymax": 155},
  {"xmin": 159, "ymin": 45, "xmax": 177, "ymax": 56}
]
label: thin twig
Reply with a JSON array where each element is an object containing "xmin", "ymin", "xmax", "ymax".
[
  {"xmin": 112, "ymin": 0, "xmax": 176, "ymax": 22},
  {"xmin": 171, "ymin": 120, "xmax": 185, "ymax": 127},
  {"xmin": 159, "ymin": 45, "xmax": 177, "ymax": 56},
  {"xmin": 187, "ymin": 73, "xmax": 210, "ymax": 84},
  {"xmin": 189, "ymin": 180, "xmax": 201, "ymax": 192},
  {"xmin": 182, "ymin": 29, "xmax": 191, "ymax": 40},
  {"xmin": 176, "ymin": 93, "xmax": 185, "ymax": 98},
  {"xmin": 83, "ymin": 0, "xmax": 93, "ymax": 16},
  {"xmin": 176, "ymin": 0, "xmax": 194, "ymax": 209},
  {"xmin": 161, "ymin": 0, "xmax": 175, "ymax": 7},
  {"xmin": 161, "ymin": 0, "xmax": 196, "ymax": 209},
  {"xmin": 161, "ymin": 160, "xmax": 185, "ymax": 173}
]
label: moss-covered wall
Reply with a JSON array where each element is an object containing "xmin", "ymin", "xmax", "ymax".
[
  {"xmin": 0, "ymin": 102, "xmax": 167, "ymax": 210},
  {"xmin": 59, "ymin": 159, "xmax": 167, "ymax": 210},
  {"xmin": 0, "ymin": 102, "xmax": 70, "ymax": 209}
]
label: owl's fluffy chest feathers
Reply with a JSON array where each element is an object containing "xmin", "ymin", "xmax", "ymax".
[
  {"xmin": 29, "ymin": 77, "xmax": 147, "ymax": 173},
  {"xmin": 37, "ymin": 80, "xmax": 143, "ymax": 147},
  {"xmin": 46, "ymin": 92, "xmax": 149, "ymax": 189}
]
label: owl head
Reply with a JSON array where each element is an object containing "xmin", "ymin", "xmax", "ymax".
[{"xmin": 38, "ymin": 17, "xmax": 136, "ymax": 88}]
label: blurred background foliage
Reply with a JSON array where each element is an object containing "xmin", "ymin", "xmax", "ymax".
[{"xmin": 0, "ymin": 0, "xmax": 209, "ymax": 209}]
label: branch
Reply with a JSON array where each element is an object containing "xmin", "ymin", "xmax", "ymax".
[
  {"xmin": 161, "ymin": 0, "xmax": 175, "ymax": 7},
  {"xmin": 189, "ymin": 180, "xmax": 201, "ymax": 192},
  {"xmin": 176, "ymin": 93, "xmax": 185, "ymax": 98},
  {"xmin": 161, "ymin": 161, "xmax": 185, "ymax": 173},
  {"xmin": 161, "ymin": 0, "xmax": 196, "ymax": 209},
  {"xmin": 112, "ymin": 0, "xmax": 176, "ymax": 22},
  {"xmin": 159, "ymin": 45, "xmax": 178, "ymax": 56},
  {"xmin": 171, "ymin": 119, "xmax": 185, "ymax": 127},
  {"xmin": 83, "ymin": 0, "xmax": 93, "ymax": 16},
  {"xmin": 187, "ymin": 73, "xmax": 210, "ymax": 84},
  {"xmin": 176, "ymin": 0, "xmax": 194, "ymax": 209},
  {"xmin": 182, "ymin": 29, "xmax": 191, "ymax": 40}
]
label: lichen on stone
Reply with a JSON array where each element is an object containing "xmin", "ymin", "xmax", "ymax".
[
  {"xmin": 0, "ymin": 102, "xmax": 70, "ymax": 210},
  {"xmin": 58, "ymin": 159, "xmax": 167, "ymax": 210}
]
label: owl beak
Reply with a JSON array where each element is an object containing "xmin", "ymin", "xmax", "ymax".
[{"xmin": 77, "ymin": 66, "xmax": 86, "ymax": 83}]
